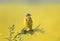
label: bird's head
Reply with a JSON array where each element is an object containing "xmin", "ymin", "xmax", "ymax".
[{"xmin": 25, "ymin": 13, "xmax": 31, "ymax": 17}]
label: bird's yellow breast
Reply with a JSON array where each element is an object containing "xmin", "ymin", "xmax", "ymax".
[{"xmin": 24, "ymin": 16, "xmax": 33, "ymax": 28}]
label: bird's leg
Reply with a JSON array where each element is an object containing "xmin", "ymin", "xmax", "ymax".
[{"xmin": 24, "ymin": 30, "xmax": 27, "ymax": 34}]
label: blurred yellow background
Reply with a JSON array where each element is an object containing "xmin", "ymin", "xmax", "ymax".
[{"xmin": 0, "ymin": 2, "xmax": 60, "ymax": 41}]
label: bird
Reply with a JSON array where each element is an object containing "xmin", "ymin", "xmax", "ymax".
[{"xmin": 24, "ymin": 13, "xmax": 33, "ymax": 34}]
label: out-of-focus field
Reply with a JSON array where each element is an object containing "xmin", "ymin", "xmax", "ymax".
[{"xmin": 0, "ymin": 3, "xmax": 60, "ymax": 41}]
